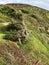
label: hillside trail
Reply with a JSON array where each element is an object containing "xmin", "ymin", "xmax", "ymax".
[{"xmin": 0, "ymin": 22, "xmax": 10, "ymax": 26}]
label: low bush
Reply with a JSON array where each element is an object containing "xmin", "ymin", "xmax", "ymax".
[
  {"xmin": 30, "ymin": 14, "xmax": 37, "ymax": 19},
  {"xmin": 21, "ymin": 9, "xmax": 29, "ymax": 14},
  {"xmin": 4, "ymin": 30, "xmax": 27, "ymax": 43}
]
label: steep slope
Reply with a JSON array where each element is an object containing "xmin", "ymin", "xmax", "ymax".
[
  {"xmin": 0, "ymin": 40, "xmax": 31, "ymax": 65},
  {"xmin": 0, "ymin": 4, "xmax": 49, "ymax": 65}
]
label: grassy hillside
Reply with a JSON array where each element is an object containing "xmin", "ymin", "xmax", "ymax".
[{"xmin": 0, "ymin": 4, "xmax": 49, "ymax": 65}]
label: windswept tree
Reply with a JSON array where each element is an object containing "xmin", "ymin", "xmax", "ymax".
[{"xmin": 4, "ymin": 14, "xmax": 29, "ymax": 44}]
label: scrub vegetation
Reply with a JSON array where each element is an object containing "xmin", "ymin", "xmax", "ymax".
[{"xmin": 0, "ymin": 4, "xmax": 49, "ymax": 65}]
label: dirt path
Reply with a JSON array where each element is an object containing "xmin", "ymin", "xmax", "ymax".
[{"xmin": 0, "ymin": 22, "xmax": 10, "ymax": 26}]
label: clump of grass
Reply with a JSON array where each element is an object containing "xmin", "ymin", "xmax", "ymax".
[
  {"xmin": 0, "ymin": 34, "xmax": 5, "ymax": 40},
  {"xmin": 21, "ymin": 9, "xmax": 29, "ymax": 14}
]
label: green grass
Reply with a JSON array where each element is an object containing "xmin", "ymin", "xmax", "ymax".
[
  {"xmin": 0, "ymin": 4, "xmax": 49, "ymax": 65},
  {"xmin": 20, "ymin": 18, "xmax": 49, "ymax": 64},
  {"xmin": 0, "ymin": 34, "xmax": 5, "ymax": 40},
  {"xmin": 20, "ymin": 30, "xmax": 49, "ymax": 64}
]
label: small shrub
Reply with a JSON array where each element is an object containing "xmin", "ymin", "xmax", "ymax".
[
  {"xmin": 4, "ymin": 31, "xmax": 18, "ymax": 42},
  {"xmin": 6, "ymin": 22, "xmax": 24, "ymax": 31},
  {"xmin": 16, "ymin": 14, "xmax": 23, "ymax": 21},
  {"xmin": 21, "ymin": 9, "xmax": 29, "ymax": 14},
  {"xmin": 4, "ymin": 29, "xmax": 28, "ymax": 43},
  {"xmin": 31, "ymin": 14, "xmax": 37, "ymax": 19}
]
